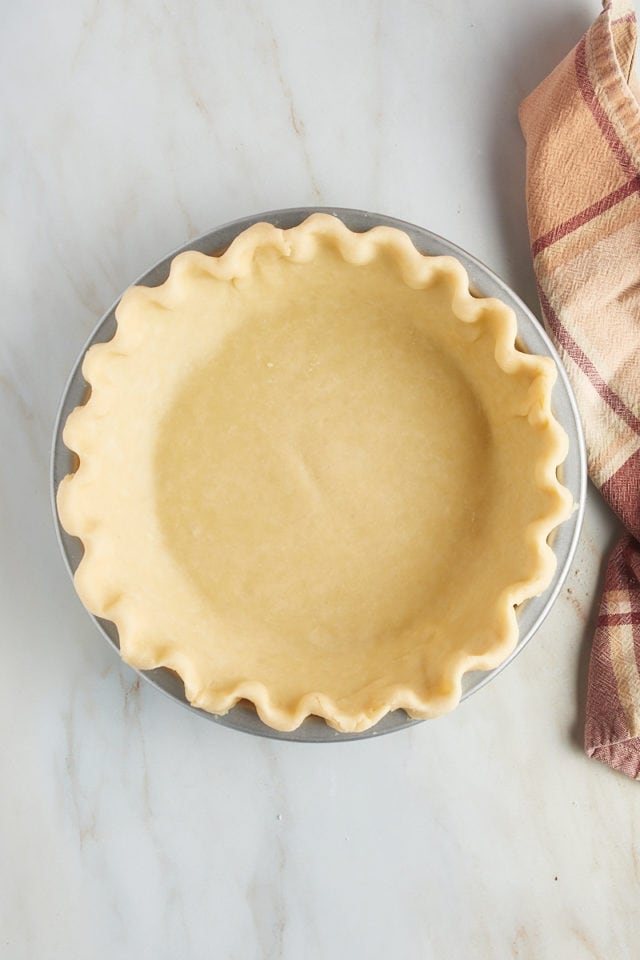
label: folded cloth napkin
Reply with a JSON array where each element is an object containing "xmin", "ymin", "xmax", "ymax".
[{"xmin": 520, "ymin": 0, "xmax": 640, "ymax": 779}]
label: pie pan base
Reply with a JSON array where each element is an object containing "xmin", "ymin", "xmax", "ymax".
[{"xmin": 51, "ymin": 207, "xmax": 586, "ymax": 742}]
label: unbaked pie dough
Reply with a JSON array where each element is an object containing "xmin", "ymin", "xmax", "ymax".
[{"xmin": 57, "ymin": 213, "xmax": 573, "ymax": 732}]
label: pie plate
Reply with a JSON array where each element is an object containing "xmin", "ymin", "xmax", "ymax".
[{"xmin": 51, "ymin": 207, "xmax": 587, "ymax": 741}]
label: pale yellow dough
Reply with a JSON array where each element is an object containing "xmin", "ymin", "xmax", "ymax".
[{"xmin": 57, "ymin": 213, "xmax": 572, "ymax": 732}]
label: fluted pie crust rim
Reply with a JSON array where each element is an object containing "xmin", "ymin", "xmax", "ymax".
[{"xmin": 57, "ymin": 213, "xmax": 573, "ymax": 732}]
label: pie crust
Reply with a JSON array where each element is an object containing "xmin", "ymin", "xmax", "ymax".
[{"xmin": 57, "ymin": 213, "xmax": 573, "ymax": 732}]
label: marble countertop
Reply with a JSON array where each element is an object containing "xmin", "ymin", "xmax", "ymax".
[{"xmin": 2, "ymin": 1, "xmax": 637, "ymax": 957}]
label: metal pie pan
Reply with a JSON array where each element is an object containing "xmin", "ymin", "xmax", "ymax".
[{"xmin": 51, "ymin": 206, "xmax": 587, "ymax": 742}]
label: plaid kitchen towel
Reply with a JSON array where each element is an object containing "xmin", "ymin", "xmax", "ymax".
[{"xmin": 520, "ymin": 0, "xmax": 640, "ymax": 778}]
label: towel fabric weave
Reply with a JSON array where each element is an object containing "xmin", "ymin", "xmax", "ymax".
[{"xmin": 520, "ymin": 0, "xmax": 640, "ymax": 778}]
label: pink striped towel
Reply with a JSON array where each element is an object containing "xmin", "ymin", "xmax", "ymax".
[{"xmin": 520, "ymin": 0, "xmax": 640, "ymax": 778}]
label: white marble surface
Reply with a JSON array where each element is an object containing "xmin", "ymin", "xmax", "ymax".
[{"xmin": 2, "ymin": 1, "xmax": 638, "ymax": 957}]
